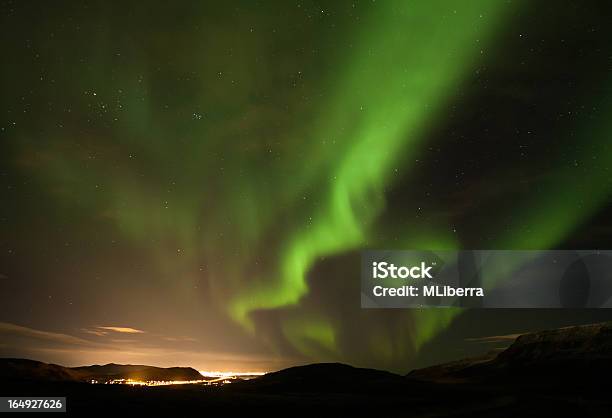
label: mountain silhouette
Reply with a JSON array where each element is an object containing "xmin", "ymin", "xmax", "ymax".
[
  {"xmin": 0, "ymin": 359, "xmax": 203, "ymax": 383},
  {"xmin": 408, "ymin": 321, "xmax": 612, "ymax": 382}
]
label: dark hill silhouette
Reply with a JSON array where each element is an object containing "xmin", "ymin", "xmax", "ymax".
[
  {"xmin": 0, "ymin": 358, "xmax": 83, "ymax": 382},
  {"xmin": 0, "ymin": 359, "xmax": 203, "ymax": 383},
  {"xmin": 233, "ymin": 362, "xmax": 406, "ymax": 393},
  {"xmin": 494, "ymin": 321, "xmax": 612, "ymax": 366},
  {"xmin": 72, "ymin": 363, "xmax": 204, "ymax": 382},
  {"xmin": 408, "ymin": 322, "xmax": 612, "ymax": 382}
]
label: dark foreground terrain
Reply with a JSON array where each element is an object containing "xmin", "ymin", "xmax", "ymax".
[{"xmin": 2, "ymin": 322, "xmax": 612, "ymax": 416}]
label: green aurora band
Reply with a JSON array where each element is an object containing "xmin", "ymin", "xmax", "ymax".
[{"xmin": 227, "ymin": 0, "xmax": 514, "ymax": 353}]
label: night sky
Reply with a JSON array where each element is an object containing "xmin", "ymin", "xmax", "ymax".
[{"xmin": 2, "ymin": 0, "xmax": 612, "ymax": 373}]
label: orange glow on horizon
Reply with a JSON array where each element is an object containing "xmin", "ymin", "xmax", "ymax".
[{"xmin": 198, "ymin": 370, "xmax": 267, "ymax": 378}]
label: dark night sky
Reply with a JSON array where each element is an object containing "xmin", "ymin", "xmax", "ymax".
[{"xmin": 2, "ymin": 0, "xmax": 612, "ymax": 373}]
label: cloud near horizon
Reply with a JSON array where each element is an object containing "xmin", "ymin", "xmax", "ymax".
[
  {"xmin": 465, "ymin": 334, "xmax": 522, "ymax": 344},
  {"xmin": 0, "ymin": 322, "xmax": 292, "ymax": 371},
  {"xmin": 95, "ymin": 326, "xmax": 146, "ymax": 334}
]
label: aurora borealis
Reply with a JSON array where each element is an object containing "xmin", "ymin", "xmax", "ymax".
[{"xmin": 2, "ymin": 0, "xmax": 612, "ymax": 373}]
